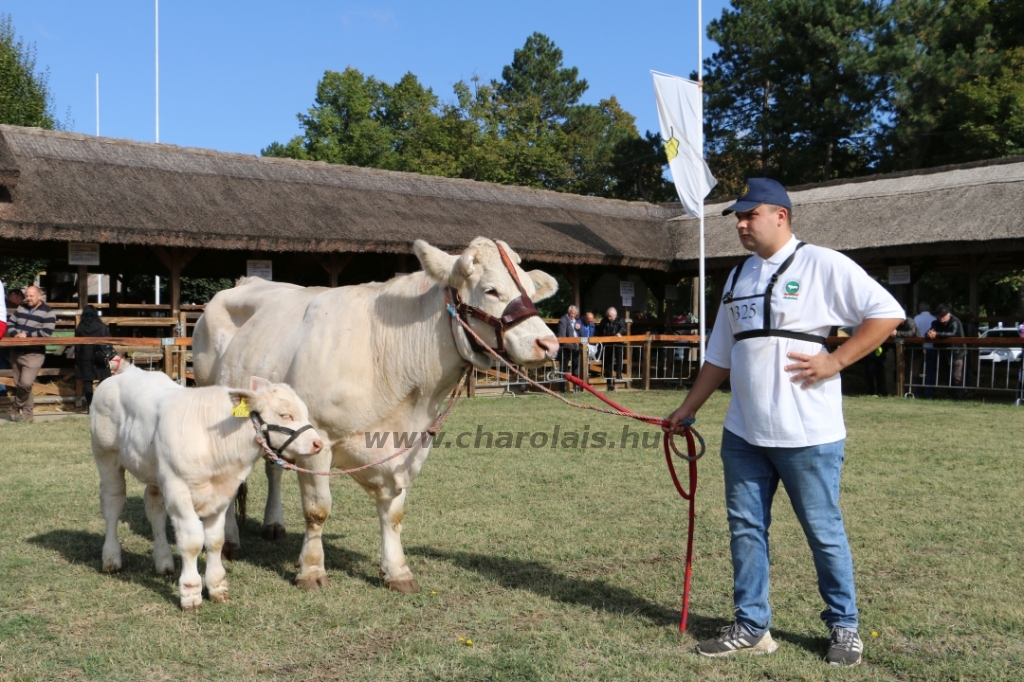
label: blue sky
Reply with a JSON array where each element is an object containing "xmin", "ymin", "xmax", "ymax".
[{"xmin": 6, "ymin": 1, "xmax": 730, "ymax": 155}]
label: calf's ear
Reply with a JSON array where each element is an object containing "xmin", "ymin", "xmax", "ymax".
[
  {"xmin": 228, "ymin": 389, "xmax": 257, "ymax": 417},
  {"xmin": 250, "ymin": 376, "xmax": 273, "ymax": 393},
  {"xmin": 528, "ymin": 270, "xmax": 558, "ymax": 302}
]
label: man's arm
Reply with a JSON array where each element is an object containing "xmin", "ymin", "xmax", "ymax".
[
  {"xmin": 663, "ymin": 361, "xmax": 731, "ymax": 433},
  {"xmin": 785, "ymin": 317, "xmax": 903, "ymax": 389}
]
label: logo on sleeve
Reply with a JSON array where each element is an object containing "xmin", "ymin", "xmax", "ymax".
[{"xmin": 783, "ymin": 279, "xmax": 801, "ymax": 299}]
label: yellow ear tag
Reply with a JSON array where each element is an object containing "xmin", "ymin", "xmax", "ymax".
[{"xmin": 231, "ymin": 397, "xmax": 251, "ymax": 418}]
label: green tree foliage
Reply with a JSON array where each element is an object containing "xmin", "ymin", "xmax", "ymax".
[
  {"xmin": 263, "ymin": 33, "xmax": 672, "ymax": 202},
  {"xmin": 703, "ymin": 0, "xmax": 1024, "ymax": 188},
  {"xmin": 0, "ymin": 256, "xmax": 47, "ymax": 290},
  {"xmin": 703, "ymin": 0, "xmax": 883, "ymax": 190},
  {"xmin": 0, "ymin": 14, "xmax": 59, "ymax": 129}
]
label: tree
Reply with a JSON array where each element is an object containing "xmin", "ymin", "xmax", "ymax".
[
  {"xmin": 0, "ymin": 256, "xmax": 47, "ymax": 290},
  {"xmin": 702, "ymin": 0, "xmax": 883, "ymax": 188},
  {"xmin": 264, "ymin": 34, "xmax": 669, "ymax": 203},
  {"xmin": 0, "ymin": 14, "xmax": 60, "ymax": 129}
]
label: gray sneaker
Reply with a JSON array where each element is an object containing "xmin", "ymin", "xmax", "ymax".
[
  {"xmin": 696, "ymin": 622, "xmax": 778, "ymax": 657},
  {"xmin": 826, "ymin": 626, "xmax": 863, "ymax": 666}
]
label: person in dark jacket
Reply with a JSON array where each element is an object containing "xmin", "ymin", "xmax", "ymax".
[
  {"xmin": 597, "ymin": 307, "xmax": 627, "ymax": 389},
  {"xmin": 75, "ymin": 305, "xmax": 112, "ymax": 409},
  {"xmin": 556, "ymin": 306, "xmax": 582, "ymax": 391},
  {"xmin": 926, "ymin": 303, "xmax": 966, "ymax": 396}
]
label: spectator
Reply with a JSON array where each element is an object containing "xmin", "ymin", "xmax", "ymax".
[
  {"xmin": 579, "ymin": 311, "xmax": 596, "ymax": 337},
  {"xmin": 75, "ymin": 305, "xmax": 113, "ymax": 411},
  {"xmin": 0, "ymin": 280, "xmax": 7, "ymax": 397},
  {"xmin": 598, "ymin": 307, "xmax": 626, "ymax": 390},
  {"xmin": 926, "ymin": 303, "xmax": 966, "ymax": 398},
  {"xmin": 7, "ymin": 285, "xmax": 55, "ymax": 422},
  {"xmin": 914, "ymin": 302, "xmax": 937, "ymax": 398},
  {"xmin": 556, "ymin": 305, "xmax": 582, "ymax": 391}
]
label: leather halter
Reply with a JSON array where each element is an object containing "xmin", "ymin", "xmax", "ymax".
[
  {"xmin": 251, "ymin": 411, "xmax": 314, "ymax": 461},
  {"xmin": 447, "ymin": 242, "xmax": 540, "ymax": 356}
]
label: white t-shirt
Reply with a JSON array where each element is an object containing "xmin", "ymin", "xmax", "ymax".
[
  {"xmin": 705, "ymin": 236, "xmax": 903, "ymax": 447},
  {"xmin": 0, "ymin": 279, "xmax": 6, "ymax": 324}
]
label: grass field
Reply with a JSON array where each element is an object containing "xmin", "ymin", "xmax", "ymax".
[{"xmin": 1, "ymin": 390, "xmax": 1022, "ymax": 681}]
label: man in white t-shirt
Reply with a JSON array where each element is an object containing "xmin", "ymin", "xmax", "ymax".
[{"xmin": 664, "ymin": 178, "xmax": 903, "ymax": 667}]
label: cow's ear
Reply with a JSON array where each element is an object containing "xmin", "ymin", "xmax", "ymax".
[
  {"xmin": 414, "ymin": 240, "xmax": 458, "ymax": 285},
  {"xmin": 250, "ymin": 376, "xmax": 273, "ymax": 393},
  {"xmin": 528, "ymin": 270, "xmax": 558, "ymax": 302}
]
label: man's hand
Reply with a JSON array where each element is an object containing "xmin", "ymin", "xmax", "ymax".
[
  {"xmin": 15, "ymin": 331, "xmax": 26, "ymax": 339},
  {"xmin": 926, "ymin": 328, "xmax": 937, "ymax": 339},
  {"xmin": 785, "ymin": 351, "xmax": 842, "ymax": 389},
  {"xmin": 663, "ymin": 405, "xmax": 696, "ymax": 435}
]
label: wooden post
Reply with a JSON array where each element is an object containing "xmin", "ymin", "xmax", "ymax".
[
  {"xmin": 581, "ymin": 338, "xmax": 589, "ymax": 383},
  {"xmin": 467, "ymin": 368, "xmax": 477, "ymax": 397},
  {"xmin": 77, "ymin": 265, "xmax": 89, "ymax": 307},
  {"xmin": 178, "ymin": 347, "xmax": 188, "ymax": 384},
  {"xmin": 642, "ymin": 336, "xmax": 652, "ymax": 391},
  {"xmin": 895, "ymin": 341, "xmax": 905, "ymax": 397},
  {"xmin": 315, "ymin": 253, "xmax": 353, "ymax": 287},
  {"xmin": 152, "ymin": 247, "xmax": 198, "ymax": 319},
  {"xmin": 163, "ymin": 344, "xmax": 175, "ymax": 379}
]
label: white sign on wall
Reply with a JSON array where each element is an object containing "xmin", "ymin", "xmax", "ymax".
[
  {"xmin": 68, "ymin": 242, "xmax": 100, "ymax": 266},
  {"xmin": 619, "ymin": 281, "xmax": 635, "ymax": 298},
  {"xmin": 247, "ymin": 260, "xmax": 273, "ymax": 280},
  {"xmin": 622, "ymin": 296, "xmax": 633, "ymax": 308},
  {"xmin": 888, "ymin": 265, "xmax": 911, "ymax": 285}
]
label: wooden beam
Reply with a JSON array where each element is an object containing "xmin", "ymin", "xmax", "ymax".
[
  {"xmin": 77, "ymin": 265, "xmax": 89, "ymax": 306},
  {"xmin": 151, "ymin": 247, "xmax": 198, "ymax": 317},
  {"xmin": 314, "ymin": 253, "xmax": 353, "ymax": 287}
]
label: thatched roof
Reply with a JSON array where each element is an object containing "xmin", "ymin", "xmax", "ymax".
[
  {"xmin": 0, "ymin": 125, "xmax": 682, "ymax": 270},
  {"xmin": 671, "ymin": 156, "xmax": 1024, "ymax": 270}
]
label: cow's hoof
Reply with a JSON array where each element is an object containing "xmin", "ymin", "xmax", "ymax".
[
  {"xmin": 385, "ymin": 578, "xmax": 420, "ymax": 594},
  {"xmin": 210, "ymin": 593, "xmax": 230, "ymax": 604},
  {"xmin": 101, "ymin": 563, "xmax": 121, "ymax": 574},
  {"xmin": 262, "ymin": 524, "xmax": 286, "ymax": 541},
  {"xmin": 180, "ymin": 598, "xmax": 203, "ymax": 611},
  {"xmin": 222, "ymin": 542, "xmax": 242, "ymax": 560},
  {"xmin": 295, "ymin": 572, "xmax": 329, "ymax": 590}
]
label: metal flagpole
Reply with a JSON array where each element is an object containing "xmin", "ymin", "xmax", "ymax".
[
  {"xmin": 155, "ymin": 0, "xmax": 160, "ymax": 143},
  {"xmin": 697, "ymin": 0, "xmax": 706, "ymax": 366}
]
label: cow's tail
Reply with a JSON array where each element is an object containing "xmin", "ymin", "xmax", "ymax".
[{"xmin": 235, "ymin": 482, "xmax": 248, "ymax": 526}]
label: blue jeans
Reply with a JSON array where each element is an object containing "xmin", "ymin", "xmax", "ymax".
[{"xmin": 721, "ymin": 428, "xmax": 858, "ymax": 634}]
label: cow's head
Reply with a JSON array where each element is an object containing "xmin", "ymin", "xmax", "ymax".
[
  {"xmin": 414, "ymin": 237, "xmax": 559, "ymax": 367},
  {"xmin": 229, "ymin": 376, "xmax": 324, "ymax": 461}
]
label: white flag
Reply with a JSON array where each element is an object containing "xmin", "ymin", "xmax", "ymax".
[{"xmin": 652, "ymin": 72, "xmax": 717, "ymax": 218}]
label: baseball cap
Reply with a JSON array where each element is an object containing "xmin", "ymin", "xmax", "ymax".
[
  {"xmin": 936, "ymin": 303, "xmax": 951, "ymax": 316},
  {"xmin": 722, "ymin": 178, "xmax": 792, "ymax": 215}
]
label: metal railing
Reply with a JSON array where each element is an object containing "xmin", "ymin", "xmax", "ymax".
[{"xmin": 895, "ymin": 337, "xmax": 1024, "ymax": 405}]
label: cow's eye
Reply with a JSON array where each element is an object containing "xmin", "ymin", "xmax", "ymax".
[
  {"xmin": 280, "ymin": 414, "xmax": 294, "ymax": 421},
  {"xmin": 485, "ymin": 288, "xmax": 498, "ymax": 297}
]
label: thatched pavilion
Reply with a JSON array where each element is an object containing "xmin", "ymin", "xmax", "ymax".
[{"xmin": 1, "ymin": 124, "xmax": 1022, "ymax": 325}]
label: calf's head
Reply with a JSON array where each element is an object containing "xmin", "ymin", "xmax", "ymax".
[
  {"xmin": 415, "ymin": 237, "xmax": 560, "ymax": 366},
  {"xmin": 229, "ymin": 377, "xmax": 324, "ymax": 461}
]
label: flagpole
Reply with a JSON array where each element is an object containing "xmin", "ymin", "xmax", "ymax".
[
  {"xmin": 155, "ymin": 0, "xmax": 160, "ymax": 143},
  {"xmin": 697, "ymin": 0, "xmax": 706, "ymax": 366}
]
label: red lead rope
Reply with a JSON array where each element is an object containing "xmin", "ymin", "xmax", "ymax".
[{"xmin": 561, "ymin": 373, "xmax": 704, "ymax": 633}]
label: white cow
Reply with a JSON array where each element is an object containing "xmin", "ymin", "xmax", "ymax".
[
  {"xmin": 90, "ymin": 362, "xmax": 323, "ymax": 610},
  {"xmin": 192, "ymin": 237, "xmax": 559, "ymax": 593}
]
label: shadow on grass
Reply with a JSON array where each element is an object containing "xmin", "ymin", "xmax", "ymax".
[
  {"xmin": 771, "ymin": 629, "xmax": 828, "ymax": 657},
  {"xmin": 27, "ymin": 528, "xmax": 180, "ymax": 607},
  {"xmin": 29, "ymin": 497, "xmax": 376, "ymax": 600},
  {"xmin": 409, "ymin": 546, "xmax": 730, "ymax": 634}
]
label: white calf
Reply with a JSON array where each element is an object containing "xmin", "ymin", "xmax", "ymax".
[{"xmin": 90, "ymin": 364, "xmax": 323, "ymax": 610}]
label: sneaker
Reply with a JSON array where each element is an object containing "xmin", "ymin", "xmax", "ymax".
[
  {"xmin": 696, "ymin": 622, "xmax": 778, "ymax": 657},
  {"xmin": 826, "ymin": 626, "xmax": 863, "ymax": 666}
]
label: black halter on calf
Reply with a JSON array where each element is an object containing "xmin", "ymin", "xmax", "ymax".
[
  {"xmin": 250, "ymin": 411, "xmax": 315, "ymax": 461},
  {"xmin": 447, "ymin": 241, "xmax": 540, "ymax": 355}
]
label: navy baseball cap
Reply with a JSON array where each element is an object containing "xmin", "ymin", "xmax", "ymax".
[{"xmin": 722, "ymin": 178, "xmax": 792, "ymax": 215}]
